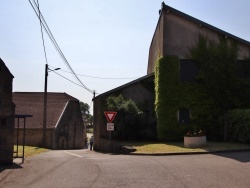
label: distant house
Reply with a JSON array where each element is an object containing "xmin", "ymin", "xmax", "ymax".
[
  {"xmin": 0, "ymin": 58, "xmax": 15, "ymax": 165},
  {"xmin": 13, "ymin": 92, "xmax": 84, "ymax": 149},
  {"xmin": 93, "ymin": 2, "xmax": 250, "ymax": 150}
]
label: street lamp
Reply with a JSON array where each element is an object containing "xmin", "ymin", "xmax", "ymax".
[{"xmin": 42, "ymin": 64, "xmax": 60, "ymax": 147}]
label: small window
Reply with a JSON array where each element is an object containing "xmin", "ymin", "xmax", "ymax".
[
  {"xmin": 178, "ymin": 108, "xmax": 190, "ymax": 123},
  {"xmin": 180, "ymin": 59, "xmax": 199, "ymax": 82}
]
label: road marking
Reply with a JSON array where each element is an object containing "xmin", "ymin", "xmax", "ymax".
[{"xmin": 64, "ymin": 151, "xmax": 83, "ymax": 158}]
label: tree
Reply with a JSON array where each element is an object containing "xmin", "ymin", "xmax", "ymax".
[
  {"xmin": 80, "ymin": 102, "xmax": 90, "ymax": 115},
  {"xmin": 79, "ymin": 101, "xmax": 93, "ymax": 126},
  {"xmin": 106, "ymin": 95, "xmax": 144, "ymax": 140}
]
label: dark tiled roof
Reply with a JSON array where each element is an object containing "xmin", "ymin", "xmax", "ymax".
[
  {"xmin": 13, "ymin": 92, "xmax": 79, "ymax": 129},
  {"xmin": 161, "ymin": 2, "xmax": 250, "ymax": 46}
]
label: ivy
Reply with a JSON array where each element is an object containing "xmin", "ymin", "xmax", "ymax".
[
  {"xmin": 189, "ymin": 35, "xmax": 239, "ymax": 111},
  {"xmin": 155, "ymin": 56, "xmax": 215, "ymax": 141},
  {"xmin": 155, "ymin": 35, "xmax": 250, "ymax": 141}
]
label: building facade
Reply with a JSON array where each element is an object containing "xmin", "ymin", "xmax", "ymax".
[
  {"xmin": 93, "ymin": 2, "xmax": 250, "ymax": 149},
  {"xmin": 13, "ymin": 92, "xmax": 84, "ymax": 149},
  {"xmin": 0, "ymin": 58, "xmax": 15, "ymax": 164}
]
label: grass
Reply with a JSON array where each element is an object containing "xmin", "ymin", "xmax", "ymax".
[
  {"xmin": 122, "ymin": 141, "xmax": 250, "ymax": 153},
  {"xmin": 13, "ymin": 145, "xmax": 49, "ymax": 158}
]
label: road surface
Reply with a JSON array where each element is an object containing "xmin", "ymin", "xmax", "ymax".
[{"xmin": 1, "ymin": 150, "xmax": 250, "ymax": 187}]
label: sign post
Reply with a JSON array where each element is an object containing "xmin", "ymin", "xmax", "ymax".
[{"xmin": 104, "ymin": 111, "xmax": 117, "ymax": 141}]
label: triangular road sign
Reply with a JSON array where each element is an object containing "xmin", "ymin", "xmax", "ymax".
[{"xmin": 104, "ymin": 111, "xmax": 117, "ymax": 123}]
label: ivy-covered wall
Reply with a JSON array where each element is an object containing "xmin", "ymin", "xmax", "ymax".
[{"xmin": 155, "ymin": 56, "xmax": 216, "ymax": 141}]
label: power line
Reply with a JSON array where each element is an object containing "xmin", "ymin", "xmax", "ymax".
[
  {"xmin": 48, "ymin": 69, "xmax": 99, "ymax": 95},
  {"xmin": 49, "ymin": 65, "xmax": 138, "ymax": 80},
  {"xmin": 51, "ymin": 70, "xmax": 88, "ymax": 89},
  {"xmin": 29, "ymin": 0, "xmax": 93, "ymax": 94},
  {"xmin": 36, "ymin": 0, "xmax": 48, "ymax": 65}
]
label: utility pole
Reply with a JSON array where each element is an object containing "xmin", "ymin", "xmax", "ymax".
[{"xmin": 42, "ymin": 64, "xmax": 48, "ymax": 147}]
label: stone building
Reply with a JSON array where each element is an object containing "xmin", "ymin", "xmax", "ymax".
[
  {"xmin": 93, "ymin": 2, "xmax": 250, "ymax": 150},
  {"xmin": 13, "ymin": 92, "xmax": 84, "ymax": 149},
  {"xmin": 0, "ymin": 58, "xmax": 15, "ymax": 165},
  {"xmin": 147, "ymin": 2, "xmax": 250, "ymax": 74}
]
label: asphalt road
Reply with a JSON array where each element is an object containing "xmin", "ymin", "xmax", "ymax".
[{"xmin": 1, "ymin": 150, "xmax": 250, "ymax": 188}]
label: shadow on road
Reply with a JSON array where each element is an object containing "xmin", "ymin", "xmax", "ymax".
[
  {"xmin": 0, "ymin": 163, "xmax": 22, "ymax": 173},
  {"xmin": 213, "ymin": 151, "xmax": 250, "ymax": 163}
]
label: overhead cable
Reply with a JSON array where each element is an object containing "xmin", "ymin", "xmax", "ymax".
[
  {"xmin": 49, "ymin": 65, "xmax": 138, "ymax": 80},
  {"xmin": 29, "ymin": 0, "xmax": 93, "ymax": 94}
]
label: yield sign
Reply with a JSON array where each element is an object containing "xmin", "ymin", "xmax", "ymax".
[{"xmin": 104, "ymin": 111, "xmax": 117, "ymax": 123}]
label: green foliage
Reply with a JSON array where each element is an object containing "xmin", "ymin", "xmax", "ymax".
[
  {"xmin": 154, "ymin": 56, "xmax": 216, "ymax": 141},
  {"xmin": 80, "ymin": 101, "xmax": 93, "ymax": 125},
  {"xmin": 229, "ymin": 109, "xmax": 250, "ymax": 143},
  {"xmin": 189, "ymin": 35, "xmax": 239, "ymax": 111},
  {"xmin": 80, "ymin": 101, "xmax": 90, "ymax": 115},
  {"xmin": 106, "ymin": 95, "xmax": 147, "ymax": 140},
  {"xmin": 188, "ymin": 35, "xmax": 250, "ymax": 140}
]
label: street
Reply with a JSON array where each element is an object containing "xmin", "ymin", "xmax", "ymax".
[{"xmin": 1, "ymin": 150, "xmax": 250, "ymax": 188}]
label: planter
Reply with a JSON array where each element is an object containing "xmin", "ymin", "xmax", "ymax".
[{"xmin": 184, "ymin": 135, "xmax": 207, "ymax": 148}]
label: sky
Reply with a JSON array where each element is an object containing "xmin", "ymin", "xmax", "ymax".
[{"xmin": 1, "ymin": 0, "xmax": 250, "ymax": 114}]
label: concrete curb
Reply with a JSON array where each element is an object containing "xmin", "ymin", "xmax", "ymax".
[{"xmin": 128, "ymin": 149, "xmax": 250, "ymax": 156}]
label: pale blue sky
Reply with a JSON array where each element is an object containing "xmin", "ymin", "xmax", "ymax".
[{"xmin": 1, "ymin": 1, "xmax": 250, "ymax": 113}]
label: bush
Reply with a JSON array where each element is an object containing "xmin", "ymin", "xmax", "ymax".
[
  {"xmin": 229, "ymin": 109, "xmax": 250, "ymax": 143},
  {"xmin": 106, "ymin": 95, "xmax": 156, "ymax": 140}
]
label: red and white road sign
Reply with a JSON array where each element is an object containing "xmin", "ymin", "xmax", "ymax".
[{"xmin": 104, "ymin": 111, "xmax": 117, "ymax": 123}]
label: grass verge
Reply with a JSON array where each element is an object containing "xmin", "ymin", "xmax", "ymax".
[
  {"xmin": 122, "ymin": 142, "xmax": 250, "ymax": 153},
  {"xmin": 14, "ymin": 145, "xmax": 49, "ymax": 158}
]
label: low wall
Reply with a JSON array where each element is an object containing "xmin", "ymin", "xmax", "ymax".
[
  {"xmin": 14, "ymin": 129, "xmax": 53, "ymax": 148},
  {"xmin": 96, "ymin": 138, "xmax": 122, "ymax": 153}
]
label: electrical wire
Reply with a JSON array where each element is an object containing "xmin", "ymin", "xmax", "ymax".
[
  {"xmin": 49, "ymin": 65, "xmax": 138, "ymax": 80},
  {"xmin": 29, "ymin": 0, "xmax": 93, "ymax": 94},
  {"xmin": 36, "ymin": 0, "xmax": 48, "ymax": 65},
  {"xmin": 51, "ymin": 71, "xmax": 88, "ymax": 89},
  {"xmin": 49, "ymin": 70, "xmax": 99, "ymax": 95}
]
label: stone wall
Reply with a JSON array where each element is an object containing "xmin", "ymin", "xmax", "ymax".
[
  {"xmin": 0, "ymin": 59, "xmax": 15, "ymax": 165},
  {"xmin": 14, "ymin": 129, "xmax": 53, "ymax": 148},
  {"xmin": 53, "ymin": 100, "xmax": 84, "ymax": 149}
]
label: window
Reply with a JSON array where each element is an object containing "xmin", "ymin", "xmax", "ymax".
[
  {"xmin": 180, "ymin": 59, "xmax": 199, "ymax": 82},
  {"xmin": 0, "ymin": 117, "xmax": 7, "ymax": 128},
  {"xmin": 178, "ymin": 108, "xmax": 190, "ymax": 123},
  {"xmin": 237, "ymin": 60, "xmax": 250, "ymax": 78}
]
